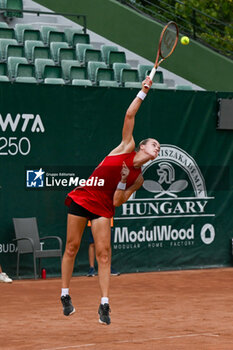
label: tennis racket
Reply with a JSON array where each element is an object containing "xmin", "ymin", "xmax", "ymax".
[{"xmin": 145, "ymin": 21, "xmax": 179, "ymax": 88}]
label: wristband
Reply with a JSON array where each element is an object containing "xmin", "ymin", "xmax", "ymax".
[
  {"xmin": 117, "ymin": 181, "xmax": 126, "ymax": 190},
  {"xmin": 137, "ymin": 90, "xmax": 147, "ymax": 101}
]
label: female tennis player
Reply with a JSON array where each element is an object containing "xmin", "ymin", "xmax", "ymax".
[{"xmin": 61, "ymin": 76, "xmax": 160, "ymax": 325}]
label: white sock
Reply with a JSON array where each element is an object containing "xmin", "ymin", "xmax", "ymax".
[
  {"xmin": 101, "ymin": 297, "xmax": 109, "ymax": 305},
  {"xmin": 61, "ymin": 288, "xmax": 69, "ymax": 297}
]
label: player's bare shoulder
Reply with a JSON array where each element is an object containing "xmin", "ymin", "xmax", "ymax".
[{"xmin": 108, "ymin": 139, "xmax": 135, "ymax": 156}]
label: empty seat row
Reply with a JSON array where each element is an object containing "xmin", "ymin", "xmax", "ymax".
[
  {"xmin": 0, "ymin": 23, "xmax": 89, "ymax": 46},
  {"xmin": 0, "ymin": 58, "xmax": 193, "ymax": 89},
  {"xmin": 0, "ymin": 58, "xmax": 167, "ymax": 88},
  {"xmin": 0, "ymin": 38, "xmax": 127, "ymax": 68}
]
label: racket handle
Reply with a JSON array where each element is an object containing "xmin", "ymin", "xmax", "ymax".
[{"xmin": 144, "ymin": 67, "xmax": 156, "ymax": 88}]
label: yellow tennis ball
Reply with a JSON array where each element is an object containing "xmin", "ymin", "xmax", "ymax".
[{"xmin": 181, "ymin": 36, "xmax": 189, "ymax": 45}]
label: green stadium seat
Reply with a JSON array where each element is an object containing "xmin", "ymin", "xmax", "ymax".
[
  {"xmin": 50, "ymin": 42, "xmax": 69, "ymax": 63},
  {"xmin": 113, "ymin": 62, "xmax": 131, "ymax": 82},
  {"xmin": 76, "ymin": 43, "xmax": 93, "ymax": 63},
  {"xmin": 61, "ymin": 60, "xmax": 81, "ymax": 81},
  {"xmin": 43, "ymin": 65, "xmax": 62, "ymax": 79},
  {"xmin": 144, "ymin": 70, "xmax": 163, "ymax": 84},
  {"xmin": 151, "ymin": 83, "xmax": 168, "ymax": 89},
  {"xmin": 15, "ymin": 62, "xmax": 37, "ymax": 83},
  {"xmin": 16, "ymin": 62, "xmax": 34, "ymax": 77},
  {"xmin": 124, "ymin": 82, "xmax": 142, "ymax": 88},
  {"xmin": 137, "ymin": 64, "xmax": 153, "ymax": 81},
  {"xmin": 14, "ymin": 24, "xmax": 40, "ymax": 43},
  {"xmin": 0, "ymin": 22, "xmax": 9, "ymax": 28},
  {"xmin": 138, "ymin": 64, "xmax": 164, "ymax": 83},
  {"xmin": 34, "ymin": 58, "xmax": 54, "ymax": 80},
  {"xmin": 101, "ymin": 44, "xmax": 118, "ymax": 63},
  {"xmin": 107, "ymin": 51, "xmax": 126, "ymax": 67},
  {"xmin": 71, "ymin": 33, "xmax": 90, "ymax": 46},
  {"xmin": 98, "ymin": 80, "xmax": 118, "ymax": 88},
  {"xmin": 58, "ymin": 48, "xmax": 76, "ymax": 64},
  {"xmin": 7, "ymin": 56, "xmax": 27, "ymax": 79},
  {"xmin": 175, "ymin": 84, "xmax": 193, "ymax": 90},
  {"xmin": 44, "ymin": 78, "xmax": 65, "ymax": 85},
  {"xmin": 72, "ymin": 79, "xmax": 92, "ymax": 86},
  {"xmin": 88, "ymin": 61, "xmax": 107, "ymax": 82},
  {"xmin": 14, "ymin": 24, "xmax": 32, "ymax": 39},
  {"xmin": 0, "ymin": 27, "xmax": 15, "ymax": 39},
  {"xmin": 64, "ymin": 28, "xmax": 82, "ymax": 41},
  {"xmin": 40, "ymin": 26, "xmax": 57, "ymax": 44},
  {"xmin": 88, "ymin": 61, "xmax": 118, "ymax": 87},
  {"xmin": 25, "ymin": 40, "xmax": 43, "ymax": 61},
  {"xmin": 6, "ymin": 44, "xmax": 24, "ymax": 59},
  {"xmin": 96, "ymin": 68, "xmax": 118, "ymax": 87},
  {"xmin": 0, "ymin": 75, "xmax": 9, "ymax": 81},
  {"xmin": 48, "ymin": 31, "xmax": 65, "ymax": 45},
  {"xmin": 120, "ymin": 68, "xmax": 140, "ymax": 88},
  {"xmin": 0, "ymin": 38, "xmax": 17, "ymax": 61},
  {"xmin": 3, "ymin": 0, "xmax": 23, "ymax": 18},
  {"xmin": 41, "ymin": 26, "xmax": 65, "ymax": 46},
  {"xmin": 33, "ymin": 46, "xmax": 50, "ymax": 61},
  {"xmin": 0, "ymin": 60, "xmax": 9, "ymax": 81},
  {"xmin": 21, "ymin": 29, "xmax": 41, "ymax": 43},
  {"xmin": 15, "ymin": 77, "xmax": 37, "ymax": 83},
  {"xmin": 0, "ymin": 61, "xmax": 7, "ymax": 75},
  {"xmin": 64, "ymin": 28, "xmax": 90, "ymax": 47},
  {"xmin": 64, "ymin": 64, "xmax": 92, "ymax": 85},
  {"xmin": 83, "ymin": 48, "xmax": 102, "ymax": 65},
  {"xmin": 25, "ymin": 40, "xmax": 45, "ymax": 62},
  {"xmin": 70, "ymin": 66, "xmax": 88, "ymax": 81}
]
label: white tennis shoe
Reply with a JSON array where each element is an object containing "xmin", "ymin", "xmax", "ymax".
[{"xmin": 0, "ymin": 272, "xmax": 13, "ymax": 283}]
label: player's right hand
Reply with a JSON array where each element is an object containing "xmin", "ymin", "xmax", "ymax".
[{"xmin": 142, "ymin": 76, "xmax": 153, "ymax": 92}]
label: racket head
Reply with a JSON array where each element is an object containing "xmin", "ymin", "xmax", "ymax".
[
  {"xmin": 159, "ymin": 21, "xmax": 179, "ymax": 60},
  {"xmin": 145, "ymin": 21, "xmax": 179, "ymax": 86}
]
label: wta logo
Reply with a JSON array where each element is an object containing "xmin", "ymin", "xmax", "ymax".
[{"xmin": 0, "ymin": 113, "xmax": 45, "ymax": 133}]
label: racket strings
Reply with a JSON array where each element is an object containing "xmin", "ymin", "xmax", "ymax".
[{"xmin": 160, "ymin": 23, "xmax": 178, "ymax": 58}]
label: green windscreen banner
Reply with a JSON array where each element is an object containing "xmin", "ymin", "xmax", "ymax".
[{"xmin": 0, "ymin": 83, "xmax": 232, "ymax": 277}]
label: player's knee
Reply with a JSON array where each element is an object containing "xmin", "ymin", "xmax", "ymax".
[
  {"xmin": 96, "ymin": 249, "xmax": 110, "ymax": 265},
  {"xmin": 65, "ymin": 241, "xmax": 80, "ymax": 258}
]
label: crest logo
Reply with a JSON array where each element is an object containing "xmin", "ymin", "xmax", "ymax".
[
  {"xmin": 116, "ymin": 145, "xmax": 214, "ymax": 219},
  {"xmin": 144, "ymin": 162, "xmax": 188, "ymax": 198},
  {"xmin": 138, "ymin": 144, "xmax": 207, "ymax": 200}
]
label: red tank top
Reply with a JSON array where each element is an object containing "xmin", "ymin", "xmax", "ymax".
[{"xmin": 65, "ymin": 151, "xmax": 141, "ymax": 218}]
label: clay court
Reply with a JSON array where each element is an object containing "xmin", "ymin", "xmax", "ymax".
[{"xmin": 1, "ymin": 268, "xmax": 233, "ymax": 350}]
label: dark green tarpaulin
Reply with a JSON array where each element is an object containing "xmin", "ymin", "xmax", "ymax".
[{"xmin": 0, "ymin": 83, "xmax": 232, "ymax": 277}]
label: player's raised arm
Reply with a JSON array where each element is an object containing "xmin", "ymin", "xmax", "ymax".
[{"xmin": 109, "ymin": 76, "xmax": 152, "ymax": 156}]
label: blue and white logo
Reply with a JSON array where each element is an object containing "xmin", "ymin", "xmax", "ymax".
[{"xmin": 26, "ymin": 168, "xmax": 45, "ymax": 187}]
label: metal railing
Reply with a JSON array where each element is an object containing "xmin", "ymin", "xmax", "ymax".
[
  {"xmin": 117, "ymin": 0, "xmax": 233, "ymax": 59},
  {"xmin": 0, "ymin": 8, "xmax": 87, "ymax": 33}
]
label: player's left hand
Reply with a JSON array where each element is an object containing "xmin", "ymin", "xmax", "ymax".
[{"xmin": 121, "ymin": 161, "xmax": 130, "ymax": 183}]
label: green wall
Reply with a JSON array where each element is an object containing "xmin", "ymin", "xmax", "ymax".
[
  {"xmin": 35, "ymin": 0, "xmax": 233, "ymax": 91},
  {"xmin": 0, "ymin": 82, "xmax": 233, "ymax": 278}
]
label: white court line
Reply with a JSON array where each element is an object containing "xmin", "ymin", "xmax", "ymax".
[
  {"xmin": 41, "ymin": 345, "xmax": 95, "ymax": 350},
  {"xmin": 40, "ymin": 333, "xmax": 219, "ymax": 350}
]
